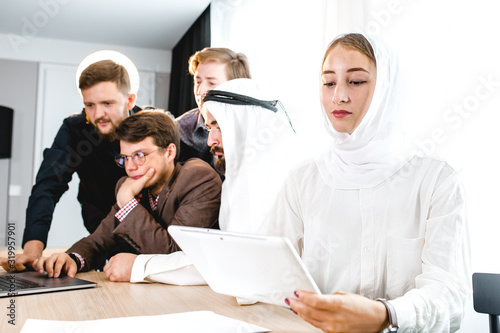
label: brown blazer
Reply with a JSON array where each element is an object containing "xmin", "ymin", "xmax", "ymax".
[{"xmin": 66, "ymin": 158, "xmax": 222, "ymax": 270}]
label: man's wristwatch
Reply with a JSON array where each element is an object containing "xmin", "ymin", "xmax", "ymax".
[{"xmin": 377, "ymin": 298, "xmax": 399, "ymax": 332}]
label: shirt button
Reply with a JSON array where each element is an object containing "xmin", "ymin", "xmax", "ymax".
[{"xmin": 363, "ymin": 247, "xmax": 371, "ymax": 254}]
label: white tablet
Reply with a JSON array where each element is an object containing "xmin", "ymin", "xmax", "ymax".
[{"xmin": 168, "ymin": 225, "xmax": 321, "ymax": 307}]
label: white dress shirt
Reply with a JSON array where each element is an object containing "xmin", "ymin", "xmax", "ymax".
[
  {"xmin": 263, "ymin": 155, "xmax": 470, "ymax": 332},
  {"xmin": 130, "ymin": 251, "xmax": 206, "ymax": 285}
]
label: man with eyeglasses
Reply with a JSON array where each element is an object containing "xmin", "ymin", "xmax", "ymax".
[{"xmin": 33, "ymin": 110, "xmax": 221, "ymax": 281}]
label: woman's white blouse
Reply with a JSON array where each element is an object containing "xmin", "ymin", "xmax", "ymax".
[{"xmin": 264, "ymin": 155, "xmax": 470, "ymax": 332}]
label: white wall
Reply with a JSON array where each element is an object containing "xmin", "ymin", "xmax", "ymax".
[
  {"xmin": 212, "ymin": 0, "xmax": 500, "ymax": 331},
  {"xmin": 0, "ymin": 33, "xmax": 171, "ymax": 71},
  {"xmin": 0, "ymin": 32, "xmax": 172, "ymax": 108},
  {"xmin": 0, "ymin": 59, "xmax": 38, "ymax": 249}
]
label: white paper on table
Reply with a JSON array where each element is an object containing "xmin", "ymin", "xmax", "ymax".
[{"xmin": 20, "ymin": 311, "xmax": 271, "ymax": 333}]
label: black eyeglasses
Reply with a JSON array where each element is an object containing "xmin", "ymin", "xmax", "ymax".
[{"xmin": 115, "ymin": 146, "xmax": 165, "ymax": 167}]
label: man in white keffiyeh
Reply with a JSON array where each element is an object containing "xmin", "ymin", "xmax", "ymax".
[
  {"xmin": 126, "ymin": 78, "xmax": 303, "ymax": 286},
  {"xmin": 202, "ymin": 78, "xmax": 300, "ymax": 234}
]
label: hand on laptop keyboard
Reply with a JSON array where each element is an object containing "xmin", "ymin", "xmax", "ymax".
[{"xmin": 33, "ymin": 253, "xmax": 77, "ymax": 278}]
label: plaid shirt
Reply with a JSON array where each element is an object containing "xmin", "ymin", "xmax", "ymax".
[{"xmin": 115, "ymin": 191, "xmax": 159, "ymax": 222}]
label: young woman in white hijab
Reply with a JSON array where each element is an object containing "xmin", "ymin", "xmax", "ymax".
[{"xmin": 263, "ymin": 33, "xmax": 470, "ymax": 332}]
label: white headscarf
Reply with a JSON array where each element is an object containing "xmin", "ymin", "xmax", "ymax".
[
  {"xmin": 315, "ymin": 33, "xmax": 410, "ymax": 189},
  {"xmin": 203, "ymin": 78, "xmax": 300, "ymax": 234}
]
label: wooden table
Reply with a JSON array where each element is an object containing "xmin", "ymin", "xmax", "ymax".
[{"xmin": 0, "ymin": 250, "xmax": 321, "ymax": 333}]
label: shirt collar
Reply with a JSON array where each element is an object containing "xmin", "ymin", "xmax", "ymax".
[{"xmin": 148, "ymin": 191, "xmax": 160, "ymax": 211}]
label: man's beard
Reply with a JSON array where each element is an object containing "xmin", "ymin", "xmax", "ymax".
[
  {"xmin": 210, "ymin": 146, "xmax": 225, "ymax": 176},
  {"xmin": 147, "ymin": 167, "xmax": 169, "ymax": 196},
  {"xmin": 92, "ymin": 118, "xmax": 117, "ymax": 141},
  {"xmin": 90, "ymin": 106, "xmax": 128, "ymax": 141}
]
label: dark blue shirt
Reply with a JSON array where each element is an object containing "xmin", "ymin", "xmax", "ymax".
[{"xmin": 176, "ymin": 108, "xmax": 215, "ymax": 167}]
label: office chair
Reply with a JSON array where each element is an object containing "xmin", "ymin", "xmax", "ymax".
[{"xmin": 473, "ymin": 273, "xmax": 500, "ymax": 333}]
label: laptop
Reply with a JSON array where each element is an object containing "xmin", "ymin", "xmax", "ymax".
[
  {"xmin": 168, "ymin": 225, "xmax": 321, "ymax": 307},
  {"xmin": 0, "ymin": 271, "xmax": 96, "ymax": 297}
]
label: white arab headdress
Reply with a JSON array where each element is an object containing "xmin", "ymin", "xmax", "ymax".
[
  {"xmin": 315, "ymin": 33, "xmax": 410, "ymax": 189},
  {"xmin": 203, "ymin": 78, "xmax": 300, "ymax": 233}
]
